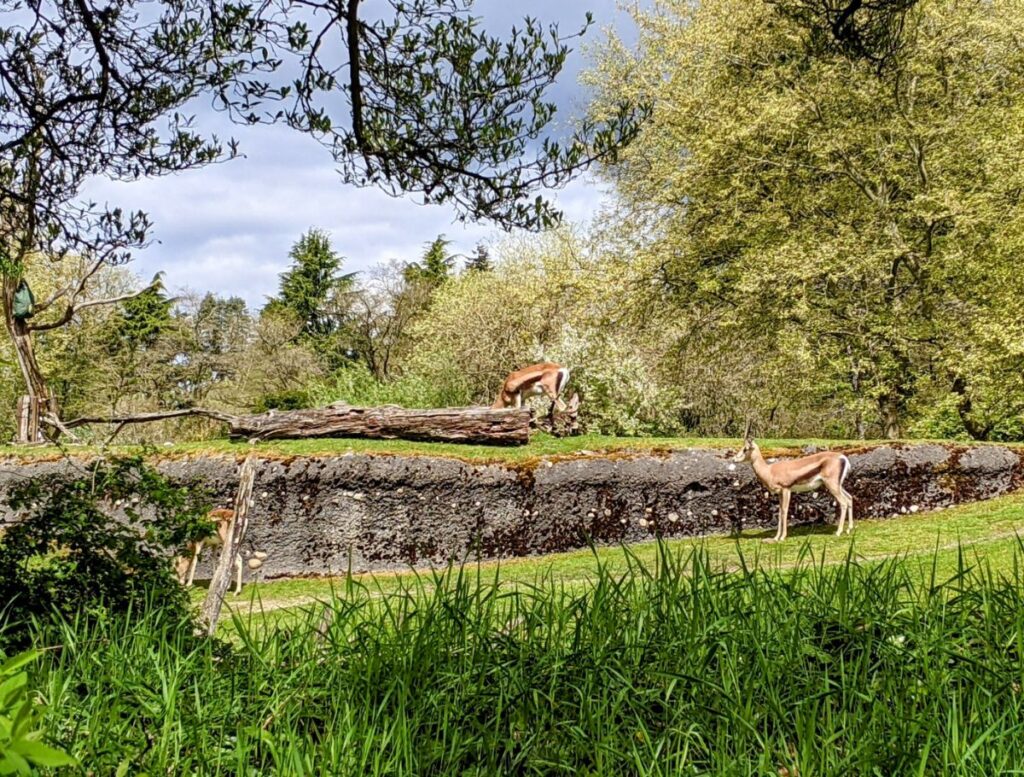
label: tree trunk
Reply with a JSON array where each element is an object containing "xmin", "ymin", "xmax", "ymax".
[
  {"xmin": 2, "ymin": 276, "xmax": 54, "ymax": 442},
  {"xmin": 200, "ymin": 454, "xmax": 257, "ymax": 636},
  {"xmin": 950, "ymin": 375, "xmax": 992, "ymax": 441},
  {"xmin": 228, "ymin": 402, "xmax": 533, "ymax": 445},
  {"xmin": 847, "ymin": 346, "xmax": 866, "ymax": 440},
  {"xmin": 878, "ymin": 394, "xmax": 903, "ymax": 439}
]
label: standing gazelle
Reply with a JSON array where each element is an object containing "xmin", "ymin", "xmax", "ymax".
[
  {"xmin": 732, "ymin": 426, "xmax": 853, "ymax": 542},
  {"xmin": 492, "ymin": 362, "xmax": 571, "ymax": 412},
  {"xmin": 174, "ymin": 508, "xmax": 243, "ymax": 595}
]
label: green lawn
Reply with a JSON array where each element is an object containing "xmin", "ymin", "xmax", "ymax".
[
  {"xmin": 215, "ymin": 491, "xmax": 1024, "ymax": 624},
  {"xmin": 1, "ymin": 431, "xmax": 1008, "ymax": 465},
  {"xmin": 50, "ymin": 493, "xmax": 1024, "ymax": 774},
  {"xmin": 22, "ymin": 489, "xmax": 1024, "ymax": 774},
  {"xmin": 0, "ymin": 432, "xmax": 803, "ymax": 463}
]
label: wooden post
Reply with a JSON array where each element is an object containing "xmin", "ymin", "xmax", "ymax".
[
  {"xmin": 14, "ymin": 395, "xmax": 49, "ymax": 443},
  {"xmin": 199, "ymin": 454, "xmax": 257, "ymax": 636},
  {"xmin": 15, "ymin": 395, "xmax": 32, "ymax": 443}
]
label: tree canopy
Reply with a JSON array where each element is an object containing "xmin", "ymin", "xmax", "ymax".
[{"xmin": 589, "ymin": 0, "xmax": 1024, "ymax": 438}]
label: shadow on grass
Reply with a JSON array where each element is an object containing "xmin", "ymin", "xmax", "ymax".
[{"xmin": 739, "ymin": 520, "xmax": 845, "ymax": 540}]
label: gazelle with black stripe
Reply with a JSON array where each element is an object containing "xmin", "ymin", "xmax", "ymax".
[
  {"xmin": 492, "ymin": 362, "xmax": 571, "ymax": 412},
  {"xmin": 732, "ymin": 424, "xmax": 854, "ymax": 542}
]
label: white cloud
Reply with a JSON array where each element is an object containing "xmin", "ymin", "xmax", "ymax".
[{"xmin": 77, "ymin": 0, "xmax": 635, "ymax": 308}]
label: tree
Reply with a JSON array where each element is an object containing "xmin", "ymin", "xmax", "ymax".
[
  {"xmin": 266, "ymin": 229, "xmax": 355, "ymax": 347},
  {"xmin": 163, "ymin": 293, "xmax": 252, "ymax": 410},
  {"xmin": 403, "ymin": 235, "xmax": 455, "ymax": 288},
  {"xmin": 591, "ymin": 0, "xmax": 1024, "ymax": 439},
  {"xmin": 101, "ymin": 280, "xmax": 175, "ymax": 413},
  {"xmin": 0, "ymin": 0, "xmax": 645, "ymax": 439},
  {"xmin": 350, "ymin": 262, "xmax": 434, "ymax": 381},
  {"xmin": 0, "ymin": 0, "xmax": 279, "ymax": 438},
  {"xmin": 465, "ymin": 243, "xmax": 493, "ymax": 273},
  {"xmin": 766, "ymin": 0, "xmax": 922, "ymax": 67}
]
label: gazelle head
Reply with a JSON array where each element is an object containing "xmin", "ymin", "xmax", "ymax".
[{"xmin": 731, "ymin": 420, "xmax": 758, "ymax": 463}]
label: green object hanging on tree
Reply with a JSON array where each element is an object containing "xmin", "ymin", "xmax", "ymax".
[{"xmin": 12, "ymin": 279, "xmax": 34, "ymax": 320}]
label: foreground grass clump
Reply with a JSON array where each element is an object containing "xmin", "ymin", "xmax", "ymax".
[{"xmin": 28, "ymin": 546, "xmax": 1024, "ymax": 775}]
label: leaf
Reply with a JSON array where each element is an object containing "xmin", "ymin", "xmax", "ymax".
[
  {"xmin": 0, "ymin": 751, "xmax": 31, "ymax": 776},
  {"xmin": 0, "ymin": 653, "xmax": 38, "ymax": 677},
  {"xmin": 10, "ymin": 738, "xmax": 77, "ymax": 767}
]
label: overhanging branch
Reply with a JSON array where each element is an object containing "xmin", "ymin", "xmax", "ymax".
[
  {"xmin": 28, "ymin": 275, "xmax": 162, "ymax": 332},
  {"xmin": 44, "ymin": 408, "xmax": 240, "ymax": 430}
]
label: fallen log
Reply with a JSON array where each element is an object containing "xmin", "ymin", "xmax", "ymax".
[
  {"xmin": 44, "ymin": 403, "xmax": 535, "ymax": 446},
  {"xmin": 227, "ymin": 403, "xmax": 533, "ymax": 446}
]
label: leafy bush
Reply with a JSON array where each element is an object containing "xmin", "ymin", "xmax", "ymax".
[
  {"xmin": 0, "ymin": 651, "xmax": 76, "ymax": 773},
  {"xmin": 308, "ymin": 363, "xmax": 466, "ymax": 409},
  {"xmin": 0, "ymin": 456, "xmax": 211, "ymax": 649},
  {"xmin": 252, "ymin": 388, "xmax": 313, "ymax": 412}
]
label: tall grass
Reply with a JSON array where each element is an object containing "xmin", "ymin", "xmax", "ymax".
[{"xmin": 25, "ymin": 544, "xmax": 1024, "ymax": 775}]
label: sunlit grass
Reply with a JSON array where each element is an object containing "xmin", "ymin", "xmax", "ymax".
[
  {"xmin": 0, "ymin": 432, "xmax": 946, "ymax": 464},
  {"xmin": 214, "ymin": 492, "xmax": 1024, "ymax": 624},
  {"xmin": 34, "ymin": 531, "xmax": 1024, "ymax": 775}
]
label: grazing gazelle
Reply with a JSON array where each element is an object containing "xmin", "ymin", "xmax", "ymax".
[
  {"xmin": 732, "ymin": 426, "xmax": 853, "ymax": 542},
  {"xmin": 174, "ymin": 508, "xmax": 243, "ymax": 595},
  {"xmin": 492, "ymin": 362, "xmax": 571, "ymax": 412}
]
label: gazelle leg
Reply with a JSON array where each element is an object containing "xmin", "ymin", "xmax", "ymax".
[
  {"xmin": 769, "ymin": 499, "xmax": 784, "ymax": 542},
  {"xmin": 827, "ymin": 483, "xmax": 851, "ymax": 536},
  {"xmin": 825, "ymin": 481, "xmax": 847, "ymax": 537},
  {"xmin": 779, "ymin": 489, "xmax": 791, "ymax": 541},
  {"xmin": 514, "ymin": 393, "xmax": 523, "ymax": 409},
  {"xmin": 234, "ymin": 554, "xmax": 243, "ymax": 596},
  {"xmin": 834, "ymin": 493, "xmax": 845, "ymax": 536},
  {"xmin": 186, "ymin": 546, "xmax": 201, "ymax": 587},
  {"xmin": 539, "ymin": 374, "xmax": 567, "ymax": 412},
  {"xmin": 547, "ymin": 388, "xmax": 567, "ymax": 413}
]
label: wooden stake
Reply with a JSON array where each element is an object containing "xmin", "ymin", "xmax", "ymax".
[{"xmin": 199, "ymin": 454, "xmax": 257, "ymax": 636}]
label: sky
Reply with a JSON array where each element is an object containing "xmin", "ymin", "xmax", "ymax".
[{"xmin": 80, "ymin": 1, "xmax": 642, "ymax": 309}]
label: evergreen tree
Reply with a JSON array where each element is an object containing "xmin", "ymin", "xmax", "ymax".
[
  {"xmin": 268, "ymin": 229, "xmax": 356, "ymax": 340},
  {"xmin": 403, "ymin": 235, "xmax": 455, "ymax": 288},
  {"xmin": 465, "ymin": 243, "xmax": 493, "ymax": 273},
  {"xmin": 105, "ymin": 280, "xmax": 173, "ymax": 355}
]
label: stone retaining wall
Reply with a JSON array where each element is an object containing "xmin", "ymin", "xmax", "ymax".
[{"xmin": 0, "ymin": 444, "xmax": 1020, "ymax": 578}]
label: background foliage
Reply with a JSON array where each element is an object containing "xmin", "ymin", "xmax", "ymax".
[{"xmin": 1, "ymin": 0, "xmax": 1021, "ymax": 442}]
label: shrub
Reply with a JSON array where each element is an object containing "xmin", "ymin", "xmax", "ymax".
[
  {"xmin": 308, "ymin": 362, "xmax": 465, "ymax": 409},
  {"xmin": 0, "ymin": 456, "xmax": 212, "ymax": 649},
  {"xmin": 253, "ymin": 388, "xmax": 313, "ymax": 412}
]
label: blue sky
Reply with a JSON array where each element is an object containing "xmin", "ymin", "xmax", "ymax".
[{"xmin": 80, "ymin": 1, "xmax": 641, "ymax": 308}]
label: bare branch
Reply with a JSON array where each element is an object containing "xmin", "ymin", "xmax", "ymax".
[
  {"xmin": 47, "ymin": 408, "xmax": 239, "ymax": 430},
  {"xmin": 28, "ymin": 279, "xmax": 159, "ymax": 332}
]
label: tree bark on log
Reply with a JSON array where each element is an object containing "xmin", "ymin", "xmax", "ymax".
[
  {"xmin": 229, "ymin": 403, "xmax": 533, "ymax": 446},
  {"xmin": 43, "ymin": 403, "xmax": 535, "ymax": 446},
  {"xmin": 200, "ymin": 454, "xmax": 256, "ymax": 636}
]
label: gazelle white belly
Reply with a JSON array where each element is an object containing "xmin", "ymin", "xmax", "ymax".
[{"xmin": 790, "ymin": 476, "xmax": 824, "ymax": 494}]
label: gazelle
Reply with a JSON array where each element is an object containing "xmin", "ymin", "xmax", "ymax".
[
  {"xmin": 174, "ymin": 508, "xmax": 243, "ymax": 595},
  {"xmin": 732, "ymin": 426, "xmax": 853, "ymax": 542},
  {"xmin": 492, "ymin": 362, "xmax": 571, "ymax": 412}
]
